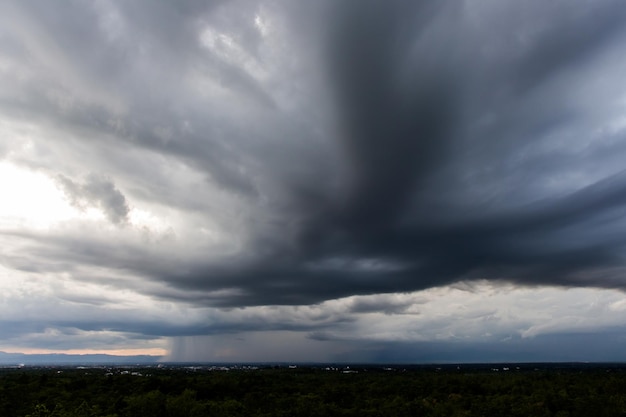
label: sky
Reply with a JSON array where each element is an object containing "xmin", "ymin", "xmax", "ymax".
[{"xmin": 2, "ymin": 0, "xmax": 626, "ymax": 363}]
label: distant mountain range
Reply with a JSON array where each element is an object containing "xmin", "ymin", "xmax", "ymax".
[{"xmin": 0, "ymin": 351, "xmax": 161, "ymax": 365}]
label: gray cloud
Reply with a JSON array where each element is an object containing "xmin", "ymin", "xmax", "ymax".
[
  {"xmin": 4, "ymin": 0, "xmax": 626, "ymax": 306},
  {"xmin": 348, "ymin": 296, "xmax": 417, "ymax": 315},
  {"xmin": 2, "ymin": 0, "xmax": 626, "ymax": 360},
  {"xmin": 329, "ymin": 331, "xmax": 626, "ymax": 364},
  {"xmin": 56, "ymin": 174, "xmax": 130, "ymax": 224}
]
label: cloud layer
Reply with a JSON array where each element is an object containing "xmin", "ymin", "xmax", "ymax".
[{"xmin": 2, "ymin": 0, "xmax": 626, "ymax": 361}]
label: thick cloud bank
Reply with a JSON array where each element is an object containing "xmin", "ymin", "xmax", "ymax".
[{"xmin": 2, "ymin": 0, "xmax": 626, "ymax": 360}]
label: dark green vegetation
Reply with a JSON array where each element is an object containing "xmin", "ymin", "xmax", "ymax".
[{"xmin": 2, "ymin": 364, "xmax": 626, "ymax": 416}]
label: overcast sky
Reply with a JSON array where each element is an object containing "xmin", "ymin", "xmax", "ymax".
[{"xmin": 2, "ymin": 0, "xmax": 626, "ymax": 363}]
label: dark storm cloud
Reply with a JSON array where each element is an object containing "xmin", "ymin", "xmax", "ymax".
[
  {"xmin": 4, "ymin": 0, "xmax": 626, "ymax": 313},
  {"xmin": 72, "ymin": 315, "xmax": 351, "ymax": 338},
  {"xmin": 134, "ymin": 0, "xmax": 626, "ymax": 307},
  {"xmin": 324, "ymin": 0, "xmax": 457, "ymax": 231}
]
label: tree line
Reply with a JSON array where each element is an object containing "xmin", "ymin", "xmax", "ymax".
[{"xmin": 1, "ymin": 366, "xmax": 626, "ymax": 416}]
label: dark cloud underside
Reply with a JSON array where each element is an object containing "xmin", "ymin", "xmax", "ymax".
[
  {"xmin": 3, "ymin": 0, "xmax": 626, "ymax": 310},
  {"xmin": 158, "ymin": 0, "xmax": 626, "ymax": 306}
]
